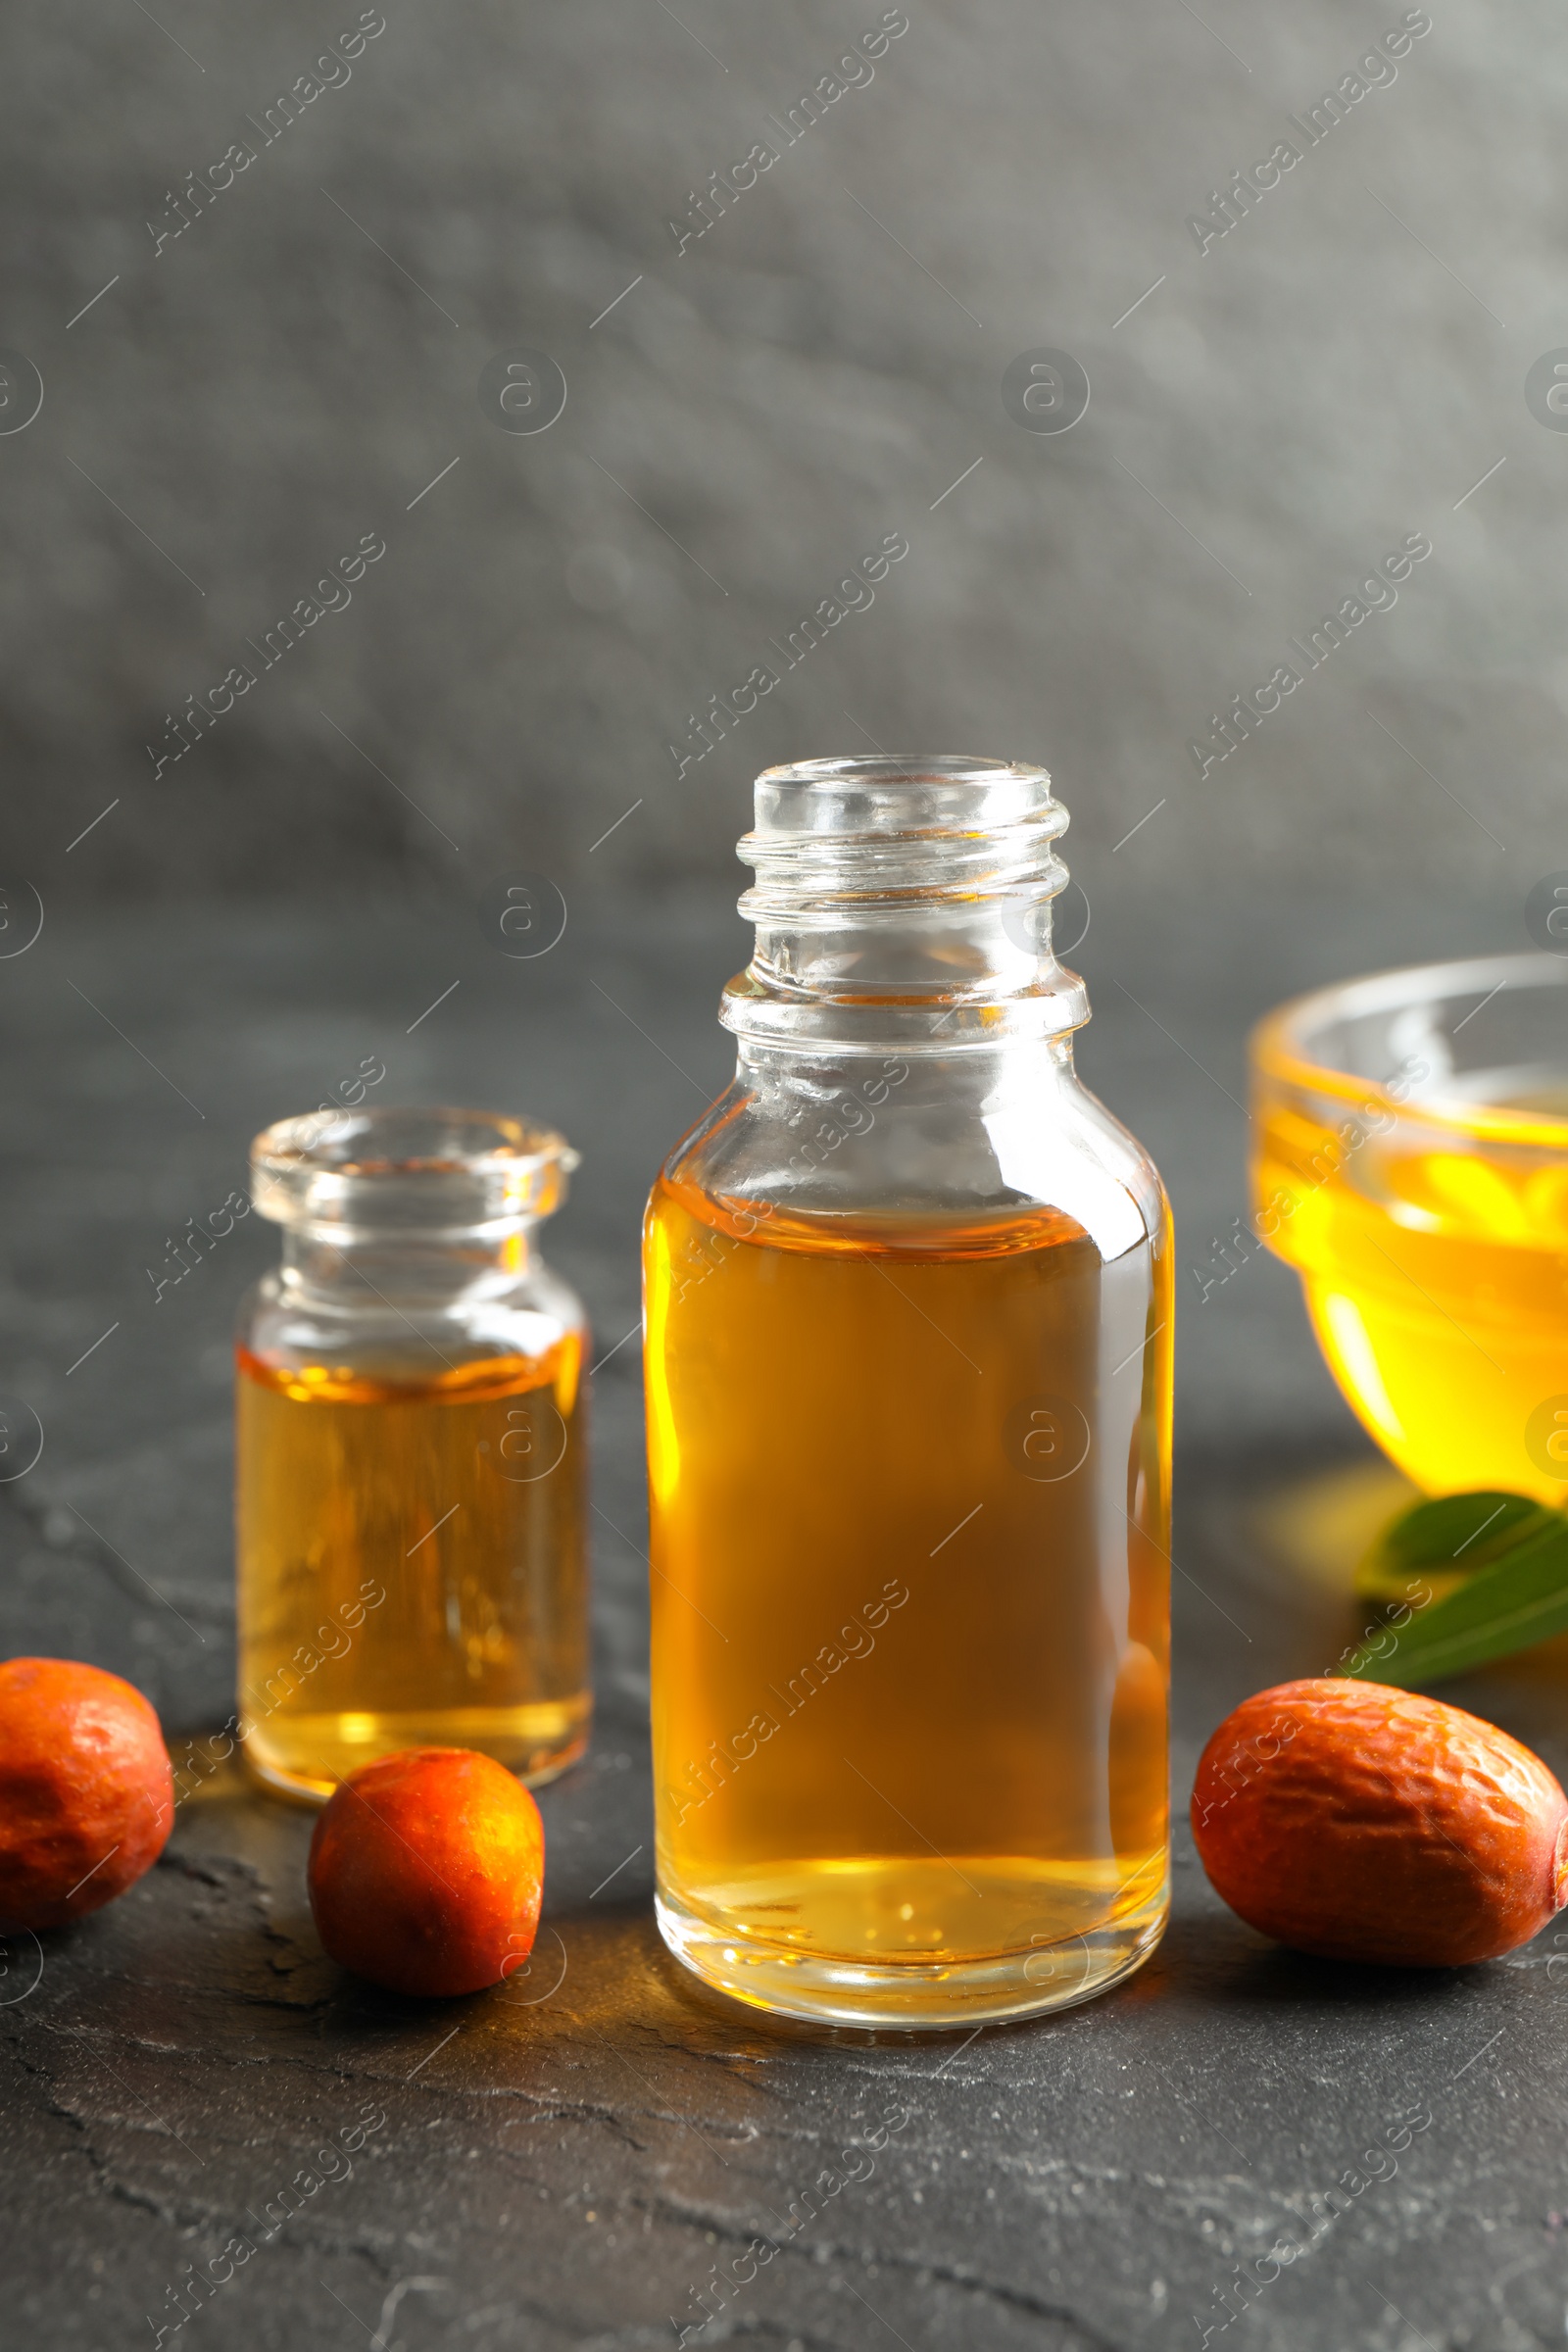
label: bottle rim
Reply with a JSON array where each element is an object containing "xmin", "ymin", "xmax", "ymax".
[
  {"xmin": 250, "ymin": 1104, "xmax": 578, "ymax": 1237},
  {"xmin": 751, "ymin": 751, "xmax": 1053, "ymax": 797}
]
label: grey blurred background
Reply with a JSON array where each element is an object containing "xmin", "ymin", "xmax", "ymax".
[
  {"xmin": 1, "ymin": 0, "xmax": 1562, "ymax": 1723},
  {"xmin": 0, "ymin": 0, "xmax": 1558, "ymax": 903}
]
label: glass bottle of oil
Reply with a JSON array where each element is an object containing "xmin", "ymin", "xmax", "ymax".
[
  {"xmin": 644, "ymin": 756, "xmax": 1173, "ymax": 2027},
  {"xmin": 236, "ymin": 1106, "xmax": 590, "ymax": 1801}
]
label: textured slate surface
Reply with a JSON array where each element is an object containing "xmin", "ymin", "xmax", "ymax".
[{"xmin": 3, "ymin": 888, "xmax": 1565, "ymax": 2351}]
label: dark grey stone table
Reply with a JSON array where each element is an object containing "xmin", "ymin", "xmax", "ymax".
[{"xmin": 2, "ymin": 878, "xmax": 1561, "ymax": 2352}]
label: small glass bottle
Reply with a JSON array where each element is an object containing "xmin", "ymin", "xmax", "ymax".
[
  {"xmin": 235, "ymin": 1106, "xmax": 590, "ymax": 1802},
  {"xmin": 644, "ymin": 756, "xmax": 1173, "ymax": 2028}
]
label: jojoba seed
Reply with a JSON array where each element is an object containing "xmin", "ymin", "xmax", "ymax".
[
  {"xmin": 308, "ymin": 1748, "xmax": 544, "ymax": 1997},
  {"xmin": 1192, "ymin": 1678, "xmax": 1568, "ymax": 1967}
]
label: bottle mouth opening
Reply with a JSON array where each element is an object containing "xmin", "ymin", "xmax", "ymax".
[
  {"xmin": 753, "ymin": 751, "xmax": 1053, "ymax": 797},
  {"xmin": 251, "ymin": 1105, "xmax": 578, "ymax": 1238},
  {"xmin": 745, "ymin": 754, "xmax": 1059, "ymax": 864}
]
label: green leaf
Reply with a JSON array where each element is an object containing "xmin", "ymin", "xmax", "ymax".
[
  {"xmin": 1343, "ymin": 1512, "xmax": 1568, "ymax": 1686},
  {"xmin": 1353, "ymin": 1490, "xmax": 1558, "ymax": 1605}
]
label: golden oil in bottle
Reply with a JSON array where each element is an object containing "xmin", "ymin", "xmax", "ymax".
[{"xmin": 235, "ymin": 1108, "xmax": 590, "ymax": 1801}]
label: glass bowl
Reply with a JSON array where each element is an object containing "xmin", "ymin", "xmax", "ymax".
[{"xmin": 1250, "ymin": 953, "xmax": 1568, "ymax": 1501}]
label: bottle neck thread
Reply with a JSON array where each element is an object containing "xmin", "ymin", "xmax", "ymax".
[{"xmin": 722, "ymin": 755, "xmax": 1089, "ymax": 1053}]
